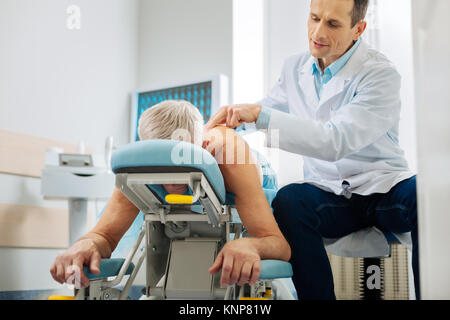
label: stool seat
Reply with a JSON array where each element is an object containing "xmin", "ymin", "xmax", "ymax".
[
  {"xmin": 259, "ymin": 260, "xmax": 293, "ymax": 280},
  {"xmin": 83, "ymin": 258, "xmax": 135, "ymax": 280}
]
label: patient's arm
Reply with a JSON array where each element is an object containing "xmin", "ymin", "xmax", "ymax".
[
  {"xmin": 205, "ymin": 126, "xmax": 291, "ymax": 287},
  {"xmin": 50, "ymin": 188, "xmax": 140, "ymax": 287},
  {"xmin": 82, "ymin": 188, "xmax": 140, "ymax": 256}
]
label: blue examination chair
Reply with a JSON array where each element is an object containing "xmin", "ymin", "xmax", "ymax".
[{"xmin": 73, "ymin": 139, "xmax": 293, "ymax": 300}]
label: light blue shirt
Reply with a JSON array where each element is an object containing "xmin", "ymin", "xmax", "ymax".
[{"xmin": 312, "ymin": 38, "xmax": 361, "ymax": 99}]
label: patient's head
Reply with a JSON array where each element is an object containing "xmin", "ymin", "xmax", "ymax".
[
  {"xmin": 138, "ymin": 100, "xmax": 204, "ymax": 195},
  {"xmin": 138, "ymin": 100, "xmax": 204, "ymax": 146}
]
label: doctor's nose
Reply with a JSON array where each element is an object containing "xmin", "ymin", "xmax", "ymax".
[{"xmin": 311, "ymin": 21, "xmax": 328, "ymax": 42}]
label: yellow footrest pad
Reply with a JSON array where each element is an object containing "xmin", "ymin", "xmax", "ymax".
[
  {"xmin": 165, "ymin": 194, "xmax": 194, "ymax": 204},
  {"xmin": 48, "ymin": 295, "xmax": 75, "ymax": 300}
]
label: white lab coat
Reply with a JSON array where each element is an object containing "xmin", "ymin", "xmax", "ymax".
[{"xmin": 248, "ymin": 40, "xmax": 414, "ymax": 258}]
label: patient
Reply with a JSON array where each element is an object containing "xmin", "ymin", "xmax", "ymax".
[
  {"xmin": 137, "ymin": 100, "xmax": 265, "ymax": 193},
  {"xmin": 50, "ymin": 100, "xmax": 291, "ymax": 289}
]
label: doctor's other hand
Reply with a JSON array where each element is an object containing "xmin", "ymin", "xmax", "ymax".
[
  {"xmin": 50, "ymin": 238, "xmax": 101, "ymax": 288},
  {"xmin": 208, "ymin": 238, "xmax": 261, "ymax": 287},
  {"xmin": 205, "ymin": 104, "xmax": 262, "ymax": 130}
]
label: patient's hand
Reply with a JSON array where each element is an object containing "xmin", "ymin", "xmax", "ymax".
[
  {"xmin": 163, "ymin": 184, "xmax": 188, "ymax": 194},
  {"xmin": 50, "ymin": 239, "xmax": 101, "ymax": 288},
  {"xmin": 208, "ymin": 238, "xmax": 261, "ymax": 287}
]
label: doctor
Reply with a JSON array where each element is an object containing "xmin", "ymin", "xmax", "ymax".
[{"xmin": 206, "ymin": 0, "xmax": 419, "ymax": 300}]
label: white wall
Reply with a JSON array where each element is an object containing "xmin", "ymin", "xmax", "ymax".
[
  {"xmin": 0, "ymin": 0, "xmax": 139, "ymax": 152},
  {"xmin": 265, "ymin": 0, "xmax": 310, "ymax": 92},
  {"xmin": 137, "ymin": 0, "xmax": 233, "ymax": 100},
  {"xmin": 0, "ymin": 0, "xmax": 139, "ymax": 292},
  {"xmin": 376, "ymin": 0, "xmax": 417, "ymax": 172},
  {"xmin": 232, "ymin": 0, "xmax": 264, "ymax": 104},
  {"xmin": 412, "ymin": 0, "xmax": 450, "ymax": 299},
  {"xmin": 248, "ymin": 0, "xmax": 310, "ymax": 187}
]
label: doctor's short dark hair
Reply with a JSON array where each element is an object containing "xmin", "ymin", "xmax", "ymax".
[{"xmin": 351, "ymin": 0, "xmax": 370, "ymax": 27}]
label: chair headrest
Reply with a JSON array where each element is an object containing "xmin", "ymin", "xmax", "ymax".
[{"xmin": 111, "ymin": 139, "xmax": 226, "ymax": 204}]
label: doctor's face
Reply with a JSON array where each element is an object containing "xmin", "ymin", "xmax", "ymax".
[{"xmin": 308, "ymin": 0, "xmax": 366, "ymax": 68}]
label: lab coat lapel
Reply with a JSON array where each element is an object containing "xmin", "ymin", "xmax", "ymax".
[
  {"xmin": 318, "ymin": 76, "xmax": 348, "ymax": 108},
  {"xmin": 318, "ymin": 40, "xmax": 369, "ymax": 108},
  {"xmin": 297, "ymin": 56, "xmax": 319, "ymax": 108}
]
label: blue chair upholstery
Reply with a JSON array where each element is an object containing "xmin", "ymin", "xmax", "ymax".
[
  {"xmin": 260, "ymin": 260, "xmax": 293, "ymax": 279},
  {"xmin": 86, "ymin": 258, "xmax": 290, "ymax": 281},
  {"xmin": 83, "ymin": 258, "xmax": 135, "ymax": 280},
  {"xmin": 111, "ymin": 140, "xmax": 279, "ymax": 206}
]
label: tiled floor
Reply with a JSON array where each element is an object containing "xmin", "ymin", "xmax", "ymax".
[{"xmin": 0, "ymin": 289, "xmax": 52, "ymax": 300}]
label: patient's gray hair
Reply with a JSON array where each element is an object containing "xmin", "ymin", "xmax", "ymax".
[{"xmin": 138, "ymin": 100, "xmax": 204, "ymax": 145}]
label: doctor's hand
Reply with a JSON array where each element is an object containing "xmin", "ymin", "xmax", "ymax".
[
  {"xmin": 50, "ymin": 238, "xmax": 102, "ymax": 288},
  {"xmin": 205, "ymin": 104, "xmax": 262, "ymax": 130},
  {"xmin": 208, "ymin": 238, "xmax": 261, "ymax": 287}
]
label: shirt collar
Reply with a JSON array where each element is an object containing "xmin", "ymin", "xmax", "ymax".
[{"xmin": 312, "ymin": 37, "xmax": 362, "ymax": 78}]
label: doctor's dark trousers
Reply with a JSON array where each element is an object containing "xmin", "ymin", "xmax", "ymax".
[{"xmin": 272, "ymin": 176, "xmax": 419, "ymax": 300}]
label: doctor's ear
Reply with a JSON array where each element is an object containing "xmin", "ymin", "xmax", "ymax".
[{"xmin": 353, "ymin": 20, "xmax": 367, "ymax": 40}]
